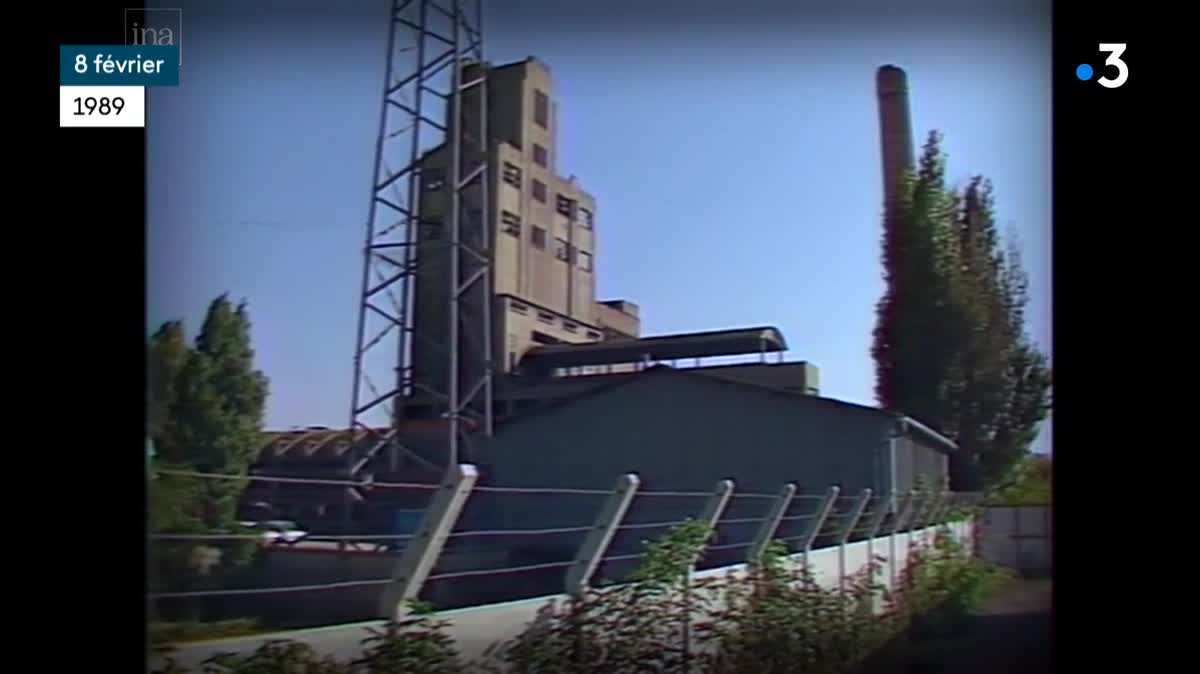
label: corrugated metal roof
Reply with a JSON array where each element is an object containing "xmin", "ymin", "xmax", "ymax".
[
  {"xmin": 493, "ymin": 365, "xmax": 957, "ymax": 454},
  {"xmin": 254, "ymin": 423, "xmax": 455, "ymax": 481},
  {"xmin": 520, "ymin": 326, "xmax": 787, "ymax": 371}
]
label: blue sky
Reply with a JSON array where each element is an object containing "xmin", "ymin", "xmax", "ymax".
[{"xmin": 146, "ymin": 0, "xmax": 1052, "ymax": 453}]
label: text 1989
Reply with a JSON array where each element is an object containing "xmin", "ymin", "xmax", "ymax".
[{"xmin": 73, "ymin": 97, "xmax": 125, "ymax": 116}]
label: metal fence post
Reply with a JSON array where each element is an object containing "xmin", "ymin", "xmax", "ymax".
[
  {"xmin": 887, "ymin": 491, "xmax": 914, "ymax": 590},
  {"xmin": 887, "ymin": 491, "xmax": 914, "ymax": 535},
  {"xmin": 862, "ymin": 493, "xmax": 892, "ymax": 575},
  {"xmin": 683, "ymin": 479, "xmax": 733, "ymax": 671},
  {"xmin": 378, "ymin": 464, "xmax": 478, "ymax": 620},
  {"xmin": 564, "ymin": 473, "xmax": 640, "ymax": 596},
  {"xmin": 937, "ymin": 491, "xmax": 951, "ymax": 536},
  {"xmin": 862, "ymin": 492, "xmax": 893, "ymax": 613},
  {"xmin": 906, "ymin": 492, "xmax": 929, "ymax": 549},
  {"xmin": 919, "ymin": 491, "xmax": 946, "ymax": 544},
  {"xmin": 933, "ymin": 493, "xmax": 955, "ymax": 528},
  {"xmin": 834, "ymin": 489, "xmax": 872, "ymax": 591},
  {"xmin": 907, "ymin": 491, "xmax": 926, "ymax": 527},
  {"xmin": 797, "ymin": 485, "xmax": 840, "ymax": 574},
  {"xmin": 864, "ymin": 493, "xmax": 893, "ymax": 544},
  {"xmin": 747, "ymin": 483, "xmax": 797, "ymax": 564},
  {"xmin": 693, "ymin": 479, "xmax": 734, "ymax": 568},
  {"xmin": 893, "ymin": 490, "xmax": 917, "ymax": 531}
]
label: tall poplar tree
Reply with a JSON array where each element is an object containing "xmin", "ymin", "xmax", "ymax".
[{"xmin": 873, "ymin": 131, "xmax": 1052, "ymax": 490}]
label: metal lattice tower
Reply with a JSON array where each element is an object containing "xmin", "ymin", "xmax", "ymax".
[{"xmin": 349, "ymin": 0, "xmax": 491, "ymax": 480}]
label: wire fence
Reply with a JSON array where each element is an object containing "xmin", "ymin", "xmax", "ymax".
[{"xmin": 148, "ymin": 465, "xmax": 978, "ymax": 625}]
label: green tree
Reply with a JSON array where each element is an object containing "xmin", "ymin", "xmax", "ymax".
[
  {"xmin": 147, "ymin": 295, "xmax": 270, "ymax": 608},
  {"xmin": 147, "ymin": 320, "xmax": 205, "ymax": 607},
  {"xmin": 989, "ymin": 454, "xmax": 1052, "ymax": 505},
  {"xmin": 873, "ymin": 131, "xmax": 1052, "ymax": 491},
  {"xmin": 873, "ymin": 132, "xmax": 962, "ymax": 432},
  {"xmin": 156, "ymin": 294, "xmax": 270, "ymax": 528},
  {"xmin": 147, "ymin": 321, "xmax": 189, "ymax": 439}
]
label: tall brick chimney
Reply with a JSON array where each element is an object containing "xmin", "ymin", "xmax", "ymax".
[{"xmin": 876, "ymin": 65, "xmax": 915, "ymax": 209}]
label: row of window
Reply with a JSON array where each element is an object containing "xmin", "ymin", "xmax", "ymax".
[
  {"xmin": 510, "ymin": 300, "xmax": 602, "ymax": 340},
  {"xmin": 501, "ymin": 162, "xmax": 594, "ymax": 229},
  {"xmin": 492, "ymin": 143, "xmax": 548, "ymax": 171},
  {"xmin": 500, "ymin": 211, "xmax": 594, "ymax": 271},
  {"xmin": 415, "ymin": 204, "xmax": 589, "ymax": 252},
  {"xmin": 426, "ymin": 154, "xmax": 555, "ymax": 194},
  {"xmin": 427, "ymin": 167, "xmax": 594, "ymax": 229}
]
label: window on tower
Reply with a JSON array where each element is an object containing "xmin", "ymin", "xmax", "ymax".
[
  {"xmin": 531, "ymin": 225, "xmax": 547, "ymax": 250},
  {"xmin": 578, "ymin": 250, "xmax": 593, "ymax": 272},
  {"xmin": 533, "ymin": 143, "xmax": 548, "ymax": 168},
  {"xmin": 534, "ymin": 90, "xmax": 549, "ymax": 128},
  {"xmin": 554, "ymin": 237, "xmax": 569, "ymax": 261},
  {"xmin": 556, "ymin": 194, "xmax": 574, "ymax": 217},
  {"xmin": 501, "ymin": 211, "xmax": 521, "ymax": 237},
  {"xmin": 578, "ymin": 207, "xmax": 593, "ymax": 229},
  {"xmin": 502, "ymin": 162, "xmax": 522, "ymax": 187},
  {"xmin": 532, "ymin": 179, "xmax": 547, "ymax": 203}
]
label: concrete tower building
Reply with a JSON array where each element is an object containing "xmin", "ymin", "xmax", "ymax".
[
  {"xmin": 410, "ymin": 57, "xmax": 641, "ymax": 406},
  {"xmin": 876, "ymin": 65, "xmax": 915, "ymax": 209}
]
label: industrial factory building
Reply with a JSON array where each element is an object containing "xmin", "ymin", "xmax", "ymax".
[
  {"xmin": 452, "ymin": 361, "xmax": 951, "ymax": 598},
  {"xmin": 243, "ymin": 59, "xmax": 949, "ymax": 537},
  {"xmin": 479, "ymin": 366, "xmax": 952, "ymax": 499}
]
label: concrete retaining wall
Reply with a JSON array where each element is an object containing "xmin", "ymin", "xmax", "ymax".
[{"xmin": 978, "ymin": 505, "xmax": 1051, "ymax": 575}]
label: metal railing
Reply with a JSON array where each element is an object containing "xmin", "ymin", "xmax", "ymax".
[{"xmin": 147, "ymin": 465, "xmax": 976, "ymax": 622}]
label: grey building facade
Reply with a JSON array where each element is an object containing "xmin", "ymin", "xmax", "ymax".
[
  {"xmin": 466, "ymin": 367, "xmax": 953, "ymax": 534},
  {"xmin": 438, "ymin": 365, "xmax": 954, "ymax": 600}
]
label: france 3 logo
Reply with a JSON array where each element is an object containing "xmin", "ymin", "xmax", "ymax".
[{"xmin": 1075, "ymin": 44, "xmax": 1128, "ymax": 89}]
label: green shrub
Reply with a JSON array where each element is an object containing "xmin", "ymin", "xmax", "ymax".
[
  {"xmin": 696, "ymin": 542, "xmax": 894, "ymax": 673},
  {"xmin": 484, "ymin": 519, "xmax": 714, "ymax": 673},
  {"xmin": 149, "ymin": 602, "xmax": 463, "ymax": 674},
  {"xmin": 353, "ymin": 601, "xmax": 464, "ymax": 674},
  {"xmin": 886, "ymin": 526, "xmax": 1012, "ymax": 640}
]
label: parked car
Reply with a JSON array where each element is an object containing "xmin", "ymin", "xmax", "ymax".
[{"xmin": 238, "ymin": 519, "xmax": 307, "ymax": 545}]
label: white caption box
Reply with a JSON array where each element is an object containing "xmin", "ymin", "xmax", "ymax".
[{"xmin": 59, "ymin": 86, "xmax": 145, "ymax": 128}]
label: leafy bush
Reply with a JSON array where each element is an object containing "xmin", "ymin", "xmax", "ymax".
[
  {"xmin": 483, "ymin": 520, "xmax": 978, "ymax": 674},
  {"xmin": 988, "ymin": 454, "xmax": 1052, "ymax": 505},
  {"xmin": 353, "ymin": 602, "xmax": 464, "ymax": 674},
  {"xmin": 149, "ymin": 602, "xmax": 462, "ymax": 674},
  {"xmin": 483, "ymin": 519, "xmax": 713, "ymax": 673},
  {"xmin": 697, "ymin": 542, "xmax": 894, "ymax": 673},
  {"xmin": 886, "ymin": 526, "xmax": 1011, "ymax": 640}
]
